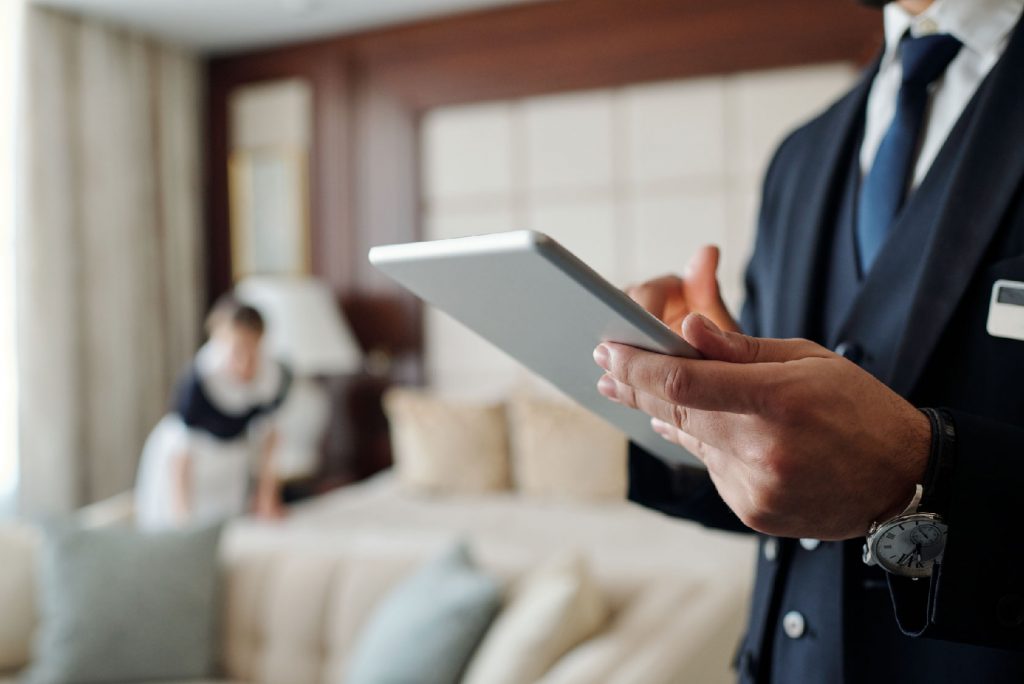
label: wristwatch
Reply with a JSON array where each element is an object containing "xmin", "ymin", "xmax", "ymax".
[{"xmin": 862, "ymin": 484, "xmax": 948, "ymax": 579}]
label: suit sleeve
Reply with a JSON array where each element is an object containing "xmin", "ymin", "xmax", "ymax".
[
  {"xmin": 889, "ymin": 409, "xmax": 1024, "ymax": 650},
  {"xmin": 628, "ymin": 444, "xmax": 750, "ymax": 533}
]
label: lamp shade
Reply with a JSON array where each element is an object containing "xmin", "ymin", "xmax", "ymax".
[{"xmin": 235, "ymin": 276, "xmax": 362, "ymax": 375}]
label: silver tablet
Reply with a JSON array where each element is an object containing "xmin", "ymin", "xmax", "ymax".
[{"xmin": 369, "ymin": 230, "xmax": 702, "ymax": 468}]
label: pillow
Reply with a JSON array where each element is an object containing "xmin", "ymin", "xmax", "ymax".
[
  {"xmin": 23, "ymin": 522, "xmax": 223, "ymax": 684},
  {"xmin": 345, "ymin": 542, "xmax": 501, "ymax": 684},
  {"xmin": 0, "ymin": 525, "xmax": 38, "ymax": 672},
  {"xmin": 462, "ymin": 552, "xmax": 610, "ymax": 684},
  {"xmin": 383, "ymin": 388, "xmax": 511, "ymax": 494},
  {"xmin": 509, "ymin": 395, "xmax": 628, "ymax": 500}
]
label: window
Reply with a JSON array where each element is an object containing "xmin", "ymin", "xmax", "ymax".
[{"xmin": 0, "ymin": 0, "xmax": 25, "ymax": 516}]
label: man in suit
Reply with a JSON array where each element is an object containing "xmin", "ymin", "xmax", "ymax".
[{"xmin": 594, "ymin": 0, "xmax": 1024, "ymax": 681}]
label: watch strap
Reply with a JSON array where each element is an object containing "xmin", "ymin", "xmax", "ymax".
[{"xmin": 919, "ymin": 408, "xmax": 957, "ymax": 516}]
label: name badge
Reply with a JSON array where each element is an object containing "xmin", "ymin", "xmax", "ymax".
[{"xmin": 987, "ymin": 280, "xmax": 1024, "ymax": 341}]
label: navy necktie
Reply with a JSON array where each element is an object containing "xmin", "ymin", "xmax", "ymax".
[{"xmin": 856, "ymin": 33, "xmax": 962, "ymax": 273}]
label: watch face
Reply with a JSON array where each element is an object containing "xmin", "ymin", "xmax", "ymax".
[{"xmin": 873, "ymin": 514, "xmax": 947, "ymax": 578}]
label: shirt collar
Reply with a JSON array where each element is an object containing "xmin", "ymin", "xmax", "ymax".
[{"xmin": 882, "ymin": 0, "xmax": 1023, "ymax": 60}]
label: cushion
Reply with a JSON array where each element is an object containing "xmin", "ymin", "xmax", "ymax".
[
  {"xmin": 383, "ymin": 388, "xmax": 510, "ymax": 495},
  {"xmin": 23, "ymin": 522, "xmax": 223, "ymax": 684},
  {"xmin": 461, "ymin": 552, "xmax": 609, "ymax": 684},
  {"xmin": 345, "ymin": 542, "xmax": 501, "ymax": 684},
  {"xmin": 509, "ymin": 395, "xmax": 628, "ymax": 500},
  {"xmin": 0, "ymin": 525, "xmax": 38, "ymax": 672}
]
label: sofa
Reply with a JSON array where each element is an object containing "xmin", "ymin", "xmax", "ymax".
[{"xmin": 0, "ymin": 473, "xmax": 756, "ymax": 684}]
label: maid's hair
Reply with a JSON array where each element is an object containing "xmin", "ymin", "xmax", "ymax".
[{"xmin": 206, "ymin": 293, "xmax": 265, "ymax": 337}]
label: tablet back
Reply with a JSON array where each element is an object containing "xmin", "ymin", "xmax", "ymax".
[{"xmin": 369, "ymin": 230, "xmax": 702, "ymax": 468}]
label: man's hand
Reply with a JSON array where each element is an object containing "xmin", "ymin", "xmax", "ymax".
[
  {"xmin": 625, "ymin": 245, "xmax": 741, "ymax": 334},
  {"xmin": 594, "ymin": 313, "xmax": 931, "ymax": 540}
]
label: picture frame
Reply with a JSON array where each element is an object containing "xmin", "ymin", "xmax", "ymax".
[{"xmin": 228, "ymin": 147, "xmax": 311, "ymax": 278}]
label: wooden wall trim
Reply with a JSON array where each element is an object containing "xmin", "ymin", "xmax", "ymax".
[{"xmin": 349, "ymin": 0, "xmax": 881, "ymax": 110}]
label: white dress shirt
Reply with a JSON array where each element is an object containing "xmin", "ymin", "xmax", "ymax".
[{"xmin": 860, "ymin": 0, "xmax": 1024, "ymax": 189}]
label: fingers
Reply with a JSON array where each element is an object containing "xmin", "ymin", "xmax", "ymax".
[
  {"xmin": 626, "ymin": 275, "xmax": 685, "ymax": 321},
  {"xmin": 594, "ymin": 340, "xmax": 774, "ymax": 414},
  {"xmin": 652, "ymin": 418, "xmax": 708, "ymax": 462},
  {"xmin": 624, "ymin": 247, "xmax": 741, "ymax": 334},
  {"xmin": 683, "ymin": 246, "xmax": 721, "ymax": 308},
  {"xmin": 650, "ymin": 419, "xmax": 747, "ymax": 488},
  {"xmin": 651, "ymin": 419, "xmax": 717, "ymax": 465},
  {"xmin": 598, "ymin": 373, "xmax": 735, "ymax": 449},
  {"xmin": 680, "ymin": 313, "xmax": 830, "ymax": 364},
  {"xmin": 683, "ymin": 246, "xmax": 741, "ymax": 334},
  {"xmin": 684, "ymin": 245, "xmax": 716, "ymax": 279},
  {"xmin": 599, "ymin": 373, "xmax": 694, "ymax": 431}
]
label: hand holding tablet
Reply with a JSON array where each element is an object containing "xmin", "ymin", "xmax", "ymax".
[{"xmin": 369, "ymin": 230, "xmax": 707, "ymax": 467}]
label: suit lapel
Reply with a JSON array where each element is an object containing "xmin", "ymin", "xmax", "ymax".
[
  {"xmin": 771, "ymin": 67, "xmax": 876, "ymax": 340},
  {"xmin": 888, "ymin": 15, "xmax": 1024, "ymax": 396}
]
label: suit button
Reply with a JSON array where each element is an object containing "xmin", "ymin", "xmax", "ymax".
[
  {"xmin": 763, "ymin": 537, "xmax": 778, "ymax": 562},
  {"xmin": 783, "ymin": 610, "xmax": 806, "ymax": 639},
  {"xmin": 834, "ymin": 341, "xmax": 863, "ymax": 364},
  {"xmin": 997, "ymin": 595, "xmax": 1024, "ymax": 628},
  {"xmin": 799, "ymin": 538, "xmax": 821, "ymax": 551}
]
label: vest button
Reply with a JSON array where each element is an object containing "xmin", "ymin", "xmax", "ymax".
[
  {"xmin": 835, "ymin": 341, "xmax": 863, "ymax": 364},
  {"xmin": 763, "ymin": 537, "xmax": 779, "ymax": 562},
  {"xmin": 799, "ymin": 538, "xmax": 821, "ymax": 551},
  {"xmin": 783, "ymin": 610, "xmax": 806, "ymax": 639}
]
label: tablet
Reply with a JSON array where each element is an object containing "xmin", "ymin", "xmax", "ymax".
[{"xmin": 369, "ymin": 230, "xmax": 703, "ymax": 468}]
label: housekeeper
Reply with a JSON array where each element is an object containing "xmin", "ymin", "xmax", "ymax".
[{"xmin": 135, "ymin": 295, "xmax": 291, "ymax": 530}]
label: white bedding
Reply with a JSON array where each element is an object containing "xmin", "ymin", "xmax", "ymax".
[{"xmin": 285, "ymin": 471, "xmax": 755, "ymax": 582}]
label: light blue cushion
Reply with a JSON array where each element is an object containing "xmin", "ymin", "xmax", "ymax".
[
  {"xmin": 23, "ymin": 522, "xmax": 223, "ymax": 684},
  {"xmin": 345, "ymin": 542, "xmax": 501, "ymax": 684}
]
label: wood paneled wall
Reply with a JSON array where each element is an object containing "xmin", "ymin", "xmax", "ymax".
[{"xmin": 205, "ymin": 0, "xmax": 881, "ymax": 330}]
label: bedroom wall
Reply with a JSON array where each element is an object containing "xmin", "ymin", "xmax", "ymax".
[
  {"xmin": 205, "ymin": 0, "xmax": 880, "ymax": 476},
  {"xmin": 421, "ymin": 63, "xmax": 858, "ymax": 395}
]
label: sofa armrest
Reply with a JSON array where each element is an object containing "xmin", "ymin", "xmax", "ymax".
[
  {"xmin": 0, "ymin": 525, "xmax": 38, "ymax": 672},
  {"xmin": 77, "ymin": 491, "xmax": 135, "ymax": 528}
]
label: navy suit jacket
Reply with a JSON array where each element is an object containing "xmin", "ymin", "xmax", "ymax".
[{"xmin": 628, "ymin": 11, "xmax": 1024, "ymax": 684}]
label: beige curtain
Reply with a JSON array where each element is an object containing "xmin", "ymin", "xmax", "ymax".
[{"xmin": 17, "ymin": 8, "xmax": 203, "ymax": 514}]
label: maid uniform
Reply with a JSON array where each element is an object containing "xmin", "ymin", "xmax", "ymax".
[{"xmin": 135, "ymin": 341, "xmax": 291, "ymax": 530}]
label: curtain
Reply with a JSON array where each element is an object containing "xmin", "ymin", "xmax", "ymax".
[
  {"xmin": 17, "ymin": 8, "xmax": 203, "ymax": 514},
  {"xmin": 0, "ymin": 0, "xmax": 25, "ymax": 517}
]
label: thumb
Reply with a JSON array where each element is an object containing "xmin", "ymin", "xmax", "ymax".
[
  {"xmin": 684, "ymin": 244, "xmax": 719, "ymax": 280},
  {"xmin": 680, "ymin": 313, "xmax": 827, "ymax": 364},
  {"xmin": 683, "ymin": 246, "xmax": 740, "ymax": 333}
]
